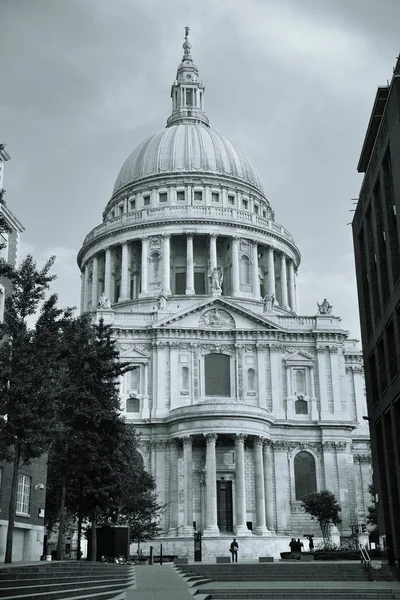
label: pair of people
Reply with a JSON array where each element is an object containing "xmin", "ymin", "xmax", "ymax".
[
  {"xmin": 289, "ymin": 537, "xmax": 304, "ymax": 556},
  {"xmin": 229, "ymin": 538, "xmax": 238, "ymax": 562}
]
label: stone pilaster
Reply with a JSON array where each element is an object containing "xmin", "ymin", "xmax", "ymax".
[
  {"xmin": 252, "ymin": 241, "xmax": 260, "ymax": 299},
  {"xmin": 234, "ymin": 434, "xmax": 250, "ymax": 535},
  {"xmin": 204, "ymin": 433, "xmax": 219, "ymax": 536},
  {"xmin": 232, "ymin": 236, "xmax": 240, "ymax": 295},
  {"xmin": 280, "ymin": 253, "xmax": 288, "ymax": 309},
  {"xmin": 104, "ymin": 247, "xmax": 111, "ymax": 300},
  {"xmin": 139, "ymin": 237, "xmax": 149, "ymax": 297},
  {"xmin": 272, "ymin": 441, "xmax": 289, "ymax": 533},
  {"xmin": 168, "ymin": 439, "xmax": 179, "ymax": 535},
  {"xmin": 263, "ymin": 440, "xmax": 275, "ymax": 531},
  {"xmin": 254, "ymin": 437, "xmax": 268, "ymax": 535},
  {"xmin": 288, "ymin": 260, "xmax": 296, "ymax": 311},
  {"xmin": 91, "ymin": 255, "xmax": 99, "ymax": 310},
  {"xmin": 181, "ymin": 435, "xmax": 194, "ymax": 535},
  {"xmin": 119, "ymin": 242, "xmax": 130, "ymax": 301},
  {"xmin": 267, "ymin": 246, "xmax": 275, "ymax": 299}
]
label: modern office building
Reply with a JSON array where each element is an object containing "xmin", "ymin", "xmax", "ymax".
[
  {"xmin": 352, "ymin": 56, "xmax": 400, "ymax": 566},
  {"xmin": 79, "ymin": 30, "xmax": 371, "ymax": 559}
]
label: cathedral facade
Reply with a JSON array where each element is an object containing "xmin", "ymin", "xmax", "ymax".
[{"xmin": 78, "ymin": 30, "xmax": 371, "ymax": 559}]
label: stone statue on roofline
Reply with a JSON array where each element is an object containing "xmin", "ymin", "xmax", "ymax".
[
  {"xmin": 157, "ymin": 289, "xmax": 168, "ymax": 311},
  {"xmin": 210, "ymin": 267, "xmax": 223, "ymax": 293},
  {"xmin": 317, "ymin": 298, "xmax": 333, "ymax": 315},
  {"xmin": 98, "ymin": 292, "xmax": 111, "ymax": 310},
  {"xmin": 263, "ymin": 292, "xmax": 275, "ymax": 312}
]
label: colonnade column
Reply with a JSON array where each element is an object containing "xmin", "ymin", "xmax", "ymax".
[
  {"xmin": 254, "ymin": 437, "xmax": 268, "ymax": 535},
  {"xmin": 140, "ymin": 237, "xmax": 148, "ymax": 297},
  {"xmin": 80, "ymin": 270, "xmax": 85, "ymax": 314},
  {"xmin": 104, "ymin": 248, "xmax": 111, "ymax": 300},
  {"xmin": 280, "ymin": 253, "xmax": 288, "ymax": 309},
  {"xmin": 263, "ymin": 440, "xmax": 275, "ymax": 531},
  {"xmin": 267, "ymin": 246, "xmax": 275, "ymax": 299},
  {"xmin": 182, "ymin": 436, "xmax": 194, "ymax": 534},
  {"xmin": 288, "ymin": 260, "xmax": 296, "ymax": 312},
  {"xmin": 119, "ymin": 242, "xmax": 130, "ymax": 302},
  {"xmin": 209, "ymin": 234, "xmax": 217, "ymax": 270},
  {"xmin": 83, "ymin": 263, "xmax": 90, "ymax": 312},
  {"xmin": 186, "ymin": 233, "xmax": 195, "ymax": 295},
  {"xmin": 235, "ymin": 434, "xmax": 250, "ymax": 535},
  {"xmin": 204, "ymin": 433, "xmax": 219, "ymax": 536},
  {"xmin": 232, "ymin": 236, "xmax": 240, "ymax": 296},
  {"xmin": 252, "ymin": 241, "xmax": 260, "ymax": 299},
  {"xmin": 91, "ymin": 255, "xmax": 99, "ymax": 310},
  {"xmin": 162, "ymin": 234, "xmax": 171, "ymax": 295},
  {"xmin": 168, "ymin": 439, "xmax": 179, "ymax": 534}
]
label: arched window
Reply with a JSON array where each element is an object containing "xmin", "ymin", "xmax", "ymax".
[
  {"xmin": 240, "ymin": 255, "xmax": 251, "ymax": 285},
  {"xmin": 295, "ymin": 399, "xmax": 308, "ymax": 414},
  {"xmin": 205, "ymin": 354, "xmax": 230, "ymax": 396},
  {"xmin": 295, "ymin": 370, "xmax": 306, "ymax": 395},
  {"xmin": 247, "ymin": 368, "xmax": 256, "ymax": 391},
  {"xmin": 294, "ymin": 451, "xmax": 317, "ymax": 500},
  {"xmin": 182, "ymin": 366, "xmax": 189, "ymax": 389},
  {"xmin": 150, "ymin": 251, "xmax": 161, "ymax": 282}
]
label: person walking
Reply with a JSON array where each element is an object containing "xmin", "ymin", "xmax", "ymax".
[{"xmin": 230, "ymin": 538, "xmax": 238, "ymax": 562}]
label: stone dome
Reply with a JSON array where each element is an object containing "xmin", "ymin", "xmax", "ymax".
[{"xmin": 112, "ymin": 123, "xmax": 265, "ymax": 196}]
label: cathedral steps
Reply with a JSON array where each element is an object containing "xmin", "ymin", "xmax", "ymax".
[
  {"xmin": 195, "ymin": 590, "xmax": 400, "ymax": 600},
  {"xmin": 0, "ymin": 562, "xmax": 135, "ymax": 599}
]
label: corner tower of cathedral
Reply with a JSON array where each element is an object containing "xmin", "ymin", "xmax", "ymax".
[{"xmin": 78, "ymin": 29, "xmax": 371, "ymax": 558}]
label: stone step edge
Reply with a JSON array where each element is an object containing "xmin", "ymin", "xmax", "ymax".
[
  {"xmin": 0, "ymin": 576, "xmax": 134, "ymax": 585},
  {"xmin": 0, "ymin": 582, "xmax": 133, "ymax": 600},
  {"xmin": 0, "ymin": 576, "xmax": 135, "ymax": 592}
]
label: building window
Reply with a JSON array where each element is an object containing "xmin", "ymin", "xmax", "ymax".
[
  {"xmin": 182, "ymin": 366, "xmax": 189, "ymax": 389},
  {"xmin": 194, "ymin": 191, "xmax": 203, "ymax": 202},
  {"xmin": 242, "ymin": 199, "xmax": 248, "ymax": 210},
  {"xmin": 247, "ymin": 368, "xmax": 256, "ymax": 391},
  {"xmin": 177, "ymin": 190, "xmax": 185, "ymax": 202},
  {"xmin": 150, "ymin": 251, "xmax": 161, "ymax": 283},
  {"xmin": 212, "ymin": 192, "xmax": 220, "ymax": 203},
  {"xmin": 295, "ymin": 370, "xmax": 306, "ymax": 395},
  {"xmin": 143, "ymin": 195, "xmax": 150, "ymax": 206},
  {"xmin": 159, "ymin": 192, "xmax": 167, "ymax": 203},
  {"xmin": 294, "ymin": 451, "xmax": 317, "ymax": 500},
  {"xmin": 0, "ymin": 284, "xmax": 4, "ymax": 323},
  {"xmin": 240, "ymin": 255, "xmax": 251, "ymax": 285},
  {"xmin": 254, "ymin": 204, "xmax": 259, "ymax": 214},
  {"xmin": 295, "ymin": 399, "xmax": 308, "ymax": 414},
  {"xmin": 186, "ymin": 89, "xmax": 193, "ymax": 106},
  {"xmin": 129, "ymin": 198, "xmax": 135, "ymax": 211},
  {"xmin": 205, "ymin": 354, "xmax": 230, "ymax": 396},
  {"xmin": 263, "ymin": 210, "xmax": 266, "ymax": 217},
  {"xmin": 126, "ymin": 397, "xmax": 140, "ymax": 413},
  {"xmin": 228, "ymin": 195, "xmax": 235, "ymax": 205},
  {"xmin": 17, "ymin": 474, "xmax": 31, "ymax": 515},
  {"xmin": 175, "ymin": 271, "xmax": 186, "ymax": 294},
  {"xmin": 129, "ymin": 366, "xmax": 140, "ymax": 392}
]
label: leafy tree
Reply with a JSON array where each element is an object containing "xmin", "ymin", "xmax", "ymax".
[
  {"xmin": 301, "ymin": 490, "xmax": 342, "ymax": 547},
  {"xmin": 45, "ymin": 315, "xmax": 134, "ymax": 561},
  {"xmin": 0, "ymin": 255, "xmax": 71, "ymax": 563},
  {"xmin": 366, "ymin": 483, "xmax": 377, "ymax": 528}
]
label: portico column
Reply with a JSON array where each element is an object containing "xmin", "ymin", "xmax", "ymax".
[
  {"xmin": 263, "ymin": 440, "xmax": 275, "ymax": 531},
  {"xmin": 209, "ymin": 234, "xmax": 217, "ymax": 270},
  {"xmin": 280, "ymin": 253, "xmax": 288, "ymax": 309},
  {"xmin": 119, "ymin": 242, "xmax": 130, "ymax": 301},
  {"xmin": 162, "ymin": 234, "xmax": 171, "ymax": 295},
  {"xmin": 91, "ymin": 255, "xmax": 99, "ymax": 310},
  {"xmin": 104, "ymin": 248, "xmax": 112, "ymax": 301},
  {"xmin": 204, "ymin": 433, "xmax": 219, "ymax": 536},
  {"xmin": 80, "ymin": 270, "xmax": 85, "ymax": 314},
  {"xmin": 182, "ymin": 436, "xmax": 194, "ymax": 534},
  {"xmin": 232, "ymin": 236, "xmax": 240, "ymax": 296},
  {"xmin": 267, "ymin": 246, "xmax": 275, "ymax": 299},
  {"xmin": 254, "ymin": 437, "xmax": 268, "ymax": 535},
  {"xmin": 83, "ymin": 263, "xmax": 90, "ymax": 312},
  {"xmin": 186, "ymin": 233, "xmax": 195, "ymax": 294},
  {"xmin": 168, "ymin": 439, "xmax": 179, "ymax": 534},
  {"xmin": 140, "ymin": 237, "xmax": 149, "ymax": 297},
  {"xmin": 288, "ymin": 260, "xmax": 296, "ymax": 312},
  {"xmin": 252, "ymin": 241, "xmax": 261, "ymax": 299},
  {"xmin": 235, "ymin": 434, "xmax": 250, "ymax": 535}
]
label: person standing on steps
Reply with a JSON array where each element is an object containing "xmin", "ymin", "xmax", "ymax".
[{"xmin": 230, "ymin": 538, "xmax": 238, "ymax": 562}]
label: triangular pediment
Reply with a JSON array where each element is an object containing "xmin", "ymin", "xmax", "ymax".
[
  {"xmin": 118, "ymin": 344, "xmax": 149, "ymax": 360},
  {"xmin": 153, "ymin": 297, "xmax": 283, "ymax": 331},
  {"xmin": 284, "ymin": 351, "xmax": 314, "ymax": 364}
]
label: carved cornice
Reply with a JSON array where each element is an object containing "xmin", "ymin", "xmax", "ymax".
[
  {"xmin": 354, "ymin": 454, "xmax": 372, "ymax": 464},
  {"xmin": 322, "ymin": 441, "xmax": 349, "ymax": 451}
]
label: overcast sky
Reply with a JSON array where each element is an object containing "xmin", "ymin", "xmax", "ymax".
[{"xmin": 1, "ymin": 0, "xmax": 400, "ymax": 339}]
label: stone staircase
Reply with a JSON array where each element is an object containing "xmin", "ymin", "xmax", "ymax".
[
  {"xmin": 0, "ymin": 561, "xmax": 135, "ymax": 600},
  {"xmin": 175, "ymin": 562, "xmax": 396, "ymax": 581},
  {"xmin": 175, "ymin": 562, "xmax": 399, "ymax": 600}
]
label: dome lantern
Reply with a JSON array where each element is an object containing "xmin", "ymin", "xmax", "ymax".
[{"xmin": 166, "ymin": 26, "xmax": 209, "ymax": 128}]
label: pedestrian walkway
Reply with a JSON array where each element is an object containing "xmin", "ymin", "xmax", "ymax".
[{"xmin": 124, "ymin": 564, "xmax": 194, "ymax": 600}]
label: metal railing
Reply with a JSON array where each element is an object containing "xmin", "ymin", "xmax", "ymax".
[{"xmin": 360, "ymin": 545, "xmax": 372, "ymax": 580}]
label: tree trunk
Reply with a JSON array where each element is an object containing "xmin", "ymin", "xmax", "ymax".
[
  {"xmin": 90, "ymin": 510, "xmax": 97, "ymax": 562},
  {"xmin": 5, "ymin": 443, "xmax": 21, "ymax": 563},
  {"xmin": 77, "ymin": 513, "xmax": 82, "ymax": 560},
  {"xmin": 56, "ymin": 475, "xmax": 66, "ymax": 561}
]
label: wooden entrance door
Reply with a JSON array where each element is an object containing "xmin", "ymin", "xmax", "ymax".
[{"xmin": 217, "ymin": 480, "xmax": 233, "ymax": 533}]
